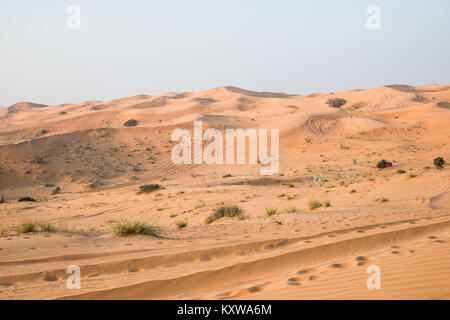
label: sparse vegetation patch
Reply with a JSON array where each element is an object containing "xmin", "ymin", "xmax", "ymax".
[
  {"xmin": 265, "ymin": 207, "xmax": 277, "ymax": 216},
  {"xmin": 138, "ymin": 184, "xmax": 161, "ymax": 194},
  {"xmin": 309, "ymin": 200, "xmax": 323, "ymax": 210},
  {"xmin": 205, "ymin": 206, "xmax": 245, "ymax": 224},
  {"xmin": 113, "ymin": 221, "xmax": 161, "ymax": 237}
]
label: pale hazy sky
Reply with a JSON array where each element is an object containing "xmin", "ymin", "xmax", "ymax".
[{"xmin": 1, "ymin": 0, "xmax": 449, "ymax": 107}]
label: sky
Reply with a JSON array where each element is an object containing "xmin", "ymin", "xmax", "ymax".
[{"xmin": 0, "ymin": 0, "xmax": 449, "ymax": 107}]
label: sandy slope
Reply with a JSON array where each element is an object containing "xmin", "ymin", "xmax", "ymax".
[{"xmin": 0, "ymin": 84, "xmax": 449, "ymax": 300}]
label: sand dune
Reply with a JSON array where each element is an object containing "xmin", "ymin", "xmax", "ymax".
[{"xmin": 0, "ymin": 84, "xmax": 449, "ymax": 299}]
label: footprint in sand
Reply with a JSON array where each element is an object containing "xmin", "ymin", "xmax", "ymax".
[
  {"xmin": 356, "ymin": 256, "xmax": 368, "ymax": 266},
  {"xmin": 391, "ymin": 251, "xmax": 400, "ymax": 254},
  {"xmin": 44, "ymin": 274, "xmax": 62, "ymax": 282},
  {"xmin": 331, "ymin": 263, "xmax": 346, "ymax": 268},
  {"xmin": 199, "ymin": 255, "xmax": 212, "ymax": 261},
  {"xmin": 247, "ymin": 286, "xmax": 262, "ymax": 293},
  {"xmin": 287, "ymin": 277, "xmax": 301, "ymax": 286},
  {"xmin": 128, "ymin": 267, "xmax": 143, "ymax": 273},
  {"xmin": 297, "ymin": 269, "xmax": 312, "ymax": 275}
]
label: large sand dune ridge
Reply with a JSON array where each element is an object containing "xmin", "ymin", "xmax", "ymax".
[{"xmin": 0, "ymin": 84, "xmax": 449, "ymax": 299}]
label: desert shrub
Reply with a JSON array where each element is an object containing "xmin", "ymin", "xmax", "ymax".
[
  {"xmin": 222, "ymin": 174, "xmax": 232, "ymax": 178},
  {"xmin": 113, "ymin": 221, "xmax": 161, "ymax": 237},
  {"xmin": 324, "ymin": 200, "xmax": 331, "ymax": 207},
  {"xmin": 138, "ymin": 184, "xmax": 160, "ymax": 194},
  {"xmin": 326, "ymin": 98, "xmax": 347, "ymax": 108},
  {"xmin": 35, "ymin": 128, "xmax": 47, "ymax": 137},
  {"xmin": 39, "ymin": 222, "xmax": 58, "ymax": 232},
  {"xmin": 17, "ymin": 221, "xmax": 38, "ymax": 233},
  {"xmin": 287, "ymin": 194, "xmax": 298, "ymax": 200},
  {"xmin": 52, "ymin": 186, "xmax": 61, "ymax": 195},
  {"xmin": 59, "ymin": 111, "xmax": 67, "ymax": 115},
  {"xmin": 286, "ymin": 206, "xmax": 298, "ymax": 213},
  {"xmin": 18, "ymin": 196, "xmax": 36, "ymax": 202},
  {"xmin": 265, "ymin": 207, "xmax": 277, "ymax": 216},
  {"xmin": 123, "ymin": 119, "xmax": 138, "ymax": 127},
  {"xmin": 205, "ymin": 206, "xmax": 245, "ymax": 224},
  {"xmin": 433, "ymin": 157, "xmax": 445, "ymax": 169},
  {"xmin": 396, "ymin": 169, "xmax": 406, "ymax": 174},
  {"xmin": 407, "ymin": 172, "xmax": 417, "ymax": 179},
  {"xmin": 376, "ymin": 160, "xmax": 392, "ymax": 169},
  {"xmin": 309, "ymin": 200, "xmax": 323, "ymax": 210},
  {"xmin": 0, "ymin": 194, "xmax": 4, "ymax": 204},
  {"xmin": 375, "ymin": 197, "xmax": 389, "ymax": 203},
  {"xmin": 31, "ymin": 155, "xmax": 44, "ymax": 164},
  {"xmin": 176, "ymin": 220, "xmax": 188, "ymax": 229}
]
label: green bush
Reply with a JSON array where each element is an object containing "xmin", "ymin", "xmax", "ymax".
[
  {"xmin": 326, "ymin": 98, "xmax": 347, "ymax": 108},
  {"xmin": 52, "ymin": 186, "xmax": 61, "ymax": 195},
  {"xmin": 176, "ymin": 220, "xmax": 188, "ymax": 229},
  {"xmin": 376, "ymin": 160, "xmax": 392, "ymax": 169},
  {"xmin": 31, "ymin": 155, "xmax": 44, "ymax": 164},
  {"xmin": 138, "ymin": 184, "xmax": 160, "ymax": 194},
  {"xmin": 434, "ymin": 157, "xmax": 445, "ymax": 169},
  {"xmin": 123, "ymin": 119, "xmax": 138, "ymax": 127},
  {"xmin": 18, "ymin": 196, "xmax": 36, "ymax": 202}
]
